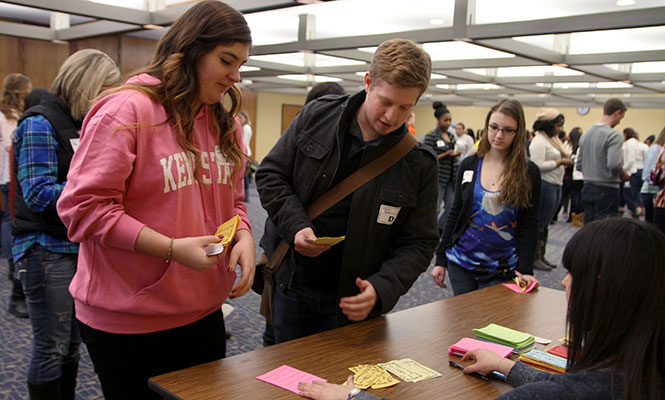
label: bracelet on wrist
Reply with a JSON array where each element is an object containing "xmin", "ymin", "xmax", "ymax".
[{"xmin": 166, "ymin": 237, "xmax": 174, "ymax": 263}]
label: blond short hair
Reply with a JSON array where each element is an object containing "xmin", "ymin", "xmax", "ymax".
[
  {"xmin": 51, "ymin": 49, "xmax": 121, "ymax": 121},
  {"xmin": 368, "ymin": 39, "xmax": 432, "ymax": 95}
]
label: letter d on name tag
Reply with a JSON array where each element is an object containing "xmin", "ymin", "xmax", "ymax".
[
  {"xmin": 462, "ymin": 170, "xmax": 474, "ymax": 184},
  {"xmin": 377, "ymin": 204, "xmax": 401, "ymax": 225}
]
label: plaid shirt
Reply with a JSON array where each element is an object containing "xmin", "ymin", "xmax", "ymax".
[{"xmin": 12, "ymin": 115, "xmax": 78, "ymax": 262}]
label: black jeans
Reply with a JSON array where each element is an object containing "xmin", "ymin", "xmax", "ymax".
[{"xmin": 79, "ymin": 309, "xmax": 226, "ymax": 400}]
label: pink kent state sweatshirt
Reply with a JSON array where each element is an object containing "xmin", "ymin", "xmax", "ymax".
[{"xmin": 57, "ymin": 74, "xmax": 250, "ymax": 334}]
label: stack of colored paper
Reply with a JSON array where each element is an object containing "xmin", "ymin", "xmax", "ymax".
[
  {"xmin": 473, "ymin": 323, "xmax": 535, "ymax": 350},
  {"xmin": 545, "ymin": 345, "xmax": 568, "ymax": 359},
  {"xmin": 519, "ymin": 349, "xmax": 567, "ymax": 374},
  {"xmin": 448, "ymin": 337, "xmax": 513, "ymax": 358}
]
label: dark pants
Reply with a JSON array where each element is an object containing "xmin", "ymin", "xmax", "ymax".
[
  {"xmin": 642, "ymin": 193, "xmax": 655, "ymax": 223},
  {"xmin": 654, "ymin": 207, "xmax": 665, "ymax": 234},
  {"xmin": 447, "ymin": 263, "xmax": 511, "ymax": 296},
  {"xmin": 0, "ymin": 184, "xmax": 12, "ymax": 259},
  {"xmin": 569, "ymin": 180, "xmax": 584, "ymax": 214},
  {"xmin": 582, "ymin": 183, "xmax": 620, "ymax": 224},
  {"xmin": 80, "ymin": 309, "xmax": 226, "ymax": 400},
  {"xmin": 623, "ymin": 171, "xmax": 643, "ymax": 212},
  {"xmin": 17, "ymin": 245, "xmax": 80, "ymax": 384},
  {"xmin": 268, "ymin": 281, "xmax": 338, "ymax": 344}
]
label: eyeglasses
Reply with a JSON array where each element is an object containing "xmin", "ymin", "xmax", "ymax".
[{"xmin": 488, "ymin": 124, "xmax": 518, "ymax": 135}]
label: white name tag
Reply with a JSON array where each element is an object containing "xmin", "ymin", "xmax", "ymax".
[
  {"xmin": 462, "ymin": 170, "xmax": 474, "ymax": 184},
  {"xmin": 436, "ymin": 140, "xmax": 445, "ymax": 148},
  {"xmin": 377, "ymin": 204, "xmax": 401, "ymax": 225},
  {"xmin": 70, "ymin": 138, "xmax": 80, "ymax": 152}
]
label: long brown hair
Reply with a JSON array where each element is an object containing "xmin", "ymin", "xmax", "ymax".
[
  {"xmin": 563, "ymin": 219, "xmax": 665, "ymax": 400},
  {"xmin": 477, "ymin": 99, "xmax": 532, "ymax": 208},
  {"xmin": 105, "ymin": 0, "xmax": 251, "ymax": 182},
  {"xmin": 0, "ymin": 73, "xmax": 31, "ymax": 120}
]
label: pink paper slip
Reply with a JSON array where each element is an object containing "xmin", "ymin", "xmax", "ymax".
[
  {"xmin": 256, "ymin": 365, "xmax": 326, "ymax": 394},
  {"xmin": 449, "ymin": 337, "xmax": 513, "ymax": 358},
  {"xmin": 502, "ymin": 281, "xmax": 538, "ymax": 293}
]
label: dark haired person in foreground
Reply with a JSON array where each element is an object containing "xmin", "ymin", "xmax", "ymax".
[{"xmin": 299, "ymin": 218, "xmax": 665, "ymax": 399}]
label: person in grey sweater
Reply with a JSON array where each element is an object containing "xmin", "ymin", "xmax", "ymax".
[
  {"xmin": 576, "ymin": 98, "xmax": 627, "ymax": 223},
  {"xmin": 298, "ymin": 219, "xmax": 665, "ymax": 400}
]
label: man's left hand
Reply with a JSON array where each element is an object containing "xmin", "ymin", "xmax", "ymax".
[{"xmin": 339, "ymin": 278, "xmax": 377, "ymax": 321}]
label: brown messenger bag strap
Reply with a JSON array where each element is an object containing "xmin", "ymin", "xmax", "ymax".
[{"xmin": 266, "ymin": 133, "xmax": 418, "ymax": 271}]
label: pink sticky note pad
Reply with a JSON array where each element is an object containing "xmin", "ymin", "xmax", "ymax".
[
  {"xmin": 256, "ymin": 365, "xmax": 326, "ymax": 394},
  {"xmin": 502, "ymin": 281, "xmax": 538, "ymax": 293},
  {"xmin": 449, "ymin": 337, "xmax": 513, "ymax": 358}
]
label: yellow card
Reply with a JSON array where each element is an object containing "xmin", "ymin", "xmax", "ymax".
[
  {"xmin": 377, "ymin": 359, "xmax": 441, "ymax": 383},
  {"xmin": 308, "ymin": 236, "xmax": 345, "ymax": 246},
  {"xmin": 513, "ymin": 277, "xmax": 527, "ymax": 291},
  {"xmin": 214, "ymin": 215, "xmax": 240, "ymax": 246},
  {"xmin": 371, "ymin": 371, "xmax": 400, "ymax": 389},
  {"xmin": 348, "ymin": 365, "xmax": 399, "ymax": 389}
]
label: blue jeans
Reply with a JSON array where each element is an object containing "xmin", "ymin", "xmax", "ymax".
[
  {"xmin": 0, "ymin": 184, "xmax": 11, "ymax": 259},
  {"xmin": 582, "ymin": 183, "xmax": 620, "ymax": 224},
  {"xmin": 538, "ymin": 181, "xmax": 562, "ymax": 232},
  {"xmin": 267, "ymin": 281, "xmax": 339, "ymax": 344},
  {"xmin": 17, "ymin": 245, "xmax": 80, "ymax": 384},
  {"xmin": 447, "ymin": 263, "xmax": 510, "ymax": 296},
  {"xmin": 437, "ymin": 180, "xmax": 455, "ymax": 231}
]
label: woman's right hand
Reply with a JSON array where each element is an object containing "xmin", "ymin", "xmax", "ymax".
[
  {"xmin": 461, "ymin": 349, "xmax": 515, "ymax": 376},
  {"xmin": 431, "ymin": 266, "xmax": 447, "ymax": 288},
  {"xmin": 171, "ymin": 235, "xmax": 223, "ymax": 272}
]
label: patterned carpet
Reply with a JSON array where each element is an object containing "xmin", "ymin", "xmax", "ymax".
[{"xmin": 0, "ymin": 183, "xmax": 579, "ymax": 399}]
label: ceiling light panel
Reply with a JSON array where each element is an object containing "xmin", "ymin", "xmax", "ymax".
[
  {"xmin": 277, "ymin": 74, "xmax": 342, "ymax": 82},
  {"xmin": 569, "ymin": 26, "xmax": 665, "ymax": 54},
  {"xmin": 630, "ymin": 61, "xmax": 665, "ymax": 74},
  {"xmin": 245, "ymin": 0, "xmax": 454, "ymax": 45},
  {"xmin": 474, "ymin": 0, "xmax": 663, "ymax": 24},
  {"xmin": 463, "ymin": 66, "xmax": 583, "ymax": 77},
  {"xmin": 89, "ymin": 0, "xmax": 144, "ymax": 9},
  {"xmin": 422, "ymin": 42, "xmax": 514, "ymax": 60},
  {"xmin": 250, "ymin": 53, "xmax": 365, "ymax": 67}
]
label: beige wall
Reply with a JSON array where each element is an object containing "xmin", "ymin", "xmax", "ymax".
[
  {"xmin": 255, "ymin": 91, "xmax": 306, "ymax": 160},
  {"xmin": 412, "ymin": 105, "xmax": 665, "ymax": 141},
  {"xmin": 254, "ymin": 97, "xmax": 665, "ymax": 162}
]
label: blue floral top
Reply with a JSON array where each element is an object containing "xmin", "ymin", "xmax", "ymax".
[{"xmin": 446, "ymin": 158, "xmax": 518, "ymax": 272}]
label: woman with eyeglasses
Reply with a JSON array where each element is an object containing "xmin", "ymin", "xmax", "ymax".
[{"xmin": 430, "ymin": 99, "xmax": 541, "ymax": 296}]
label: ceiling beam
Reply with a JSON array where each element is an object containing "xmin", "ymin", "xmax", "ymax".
[
  {"xmin": 0, "ymin": 19, "xmax": 53, "ymax": 40},
  {"xmin": 566, "ymin": 50, "xmax": 665, "ymax": 65},
  {"xmin": 2, "ymin": 0, "xmax": 151, "ymax": 25},
  {"xmin": 468, "ymin": 6, "xmax": 665, "ymax": 39},
  {"xmin": 56, "ymin": 20, "xmax": 140, "ymax": 41}
]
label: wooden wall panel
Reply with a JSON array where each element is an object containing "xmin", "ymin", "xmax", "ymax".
[
  {"xmin": 0, "ymin": 35, "xmax": 22, "ymax": 81},
  {"xmin": 241, "ymin": 88, "xmax": 258, "ymax": 160},
  {"xmin": 22, "ymin": 39, "xmax": 69, "ymax": 88},
  {"xmin": 70, "ymin": 36, "xmax": 120, "ymax": 66},
  {"xmin": 120, "ymin": 36, "xmax": 157, "ymax": 78}
]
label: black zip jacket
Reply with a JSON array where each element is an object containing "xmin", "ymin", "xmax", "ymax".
[{"xmin": 256, "ymin": 90, "xmax": 438, "ymax": 324}]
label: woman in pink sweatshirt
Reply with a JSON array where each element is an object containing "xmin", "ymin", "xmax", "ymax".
[{"xmin": 56, "ymin": 1, "xmax": 255, "ymax": 398}]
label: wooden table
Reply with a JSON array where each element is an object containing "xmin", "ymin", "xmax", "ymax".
[{"xmin": 149, "ymin": 285, "xmax": 567, "ymax": 399}]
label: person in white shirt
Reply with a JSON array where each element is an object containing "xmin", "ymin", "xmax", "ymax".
[
  {"xmin": 622, "ymin": 127, "xmax": 644, "ymax": 218},
  {"xmin": 529, "ymin": 108, "xmax": 573, "ymax": 270},
  {"xmin": 454, "ymin": 122, "xmax": 474, "ymax": 162},
  {"xmin": 238, "ymin": 110, "xmax": 253, "ymax": 202}
]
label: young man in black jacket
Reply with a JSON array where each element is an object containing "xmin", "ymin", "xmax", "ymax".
[{"xmin": 256, "ymin": 39, "xmax": 438, "ymax": 344}]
